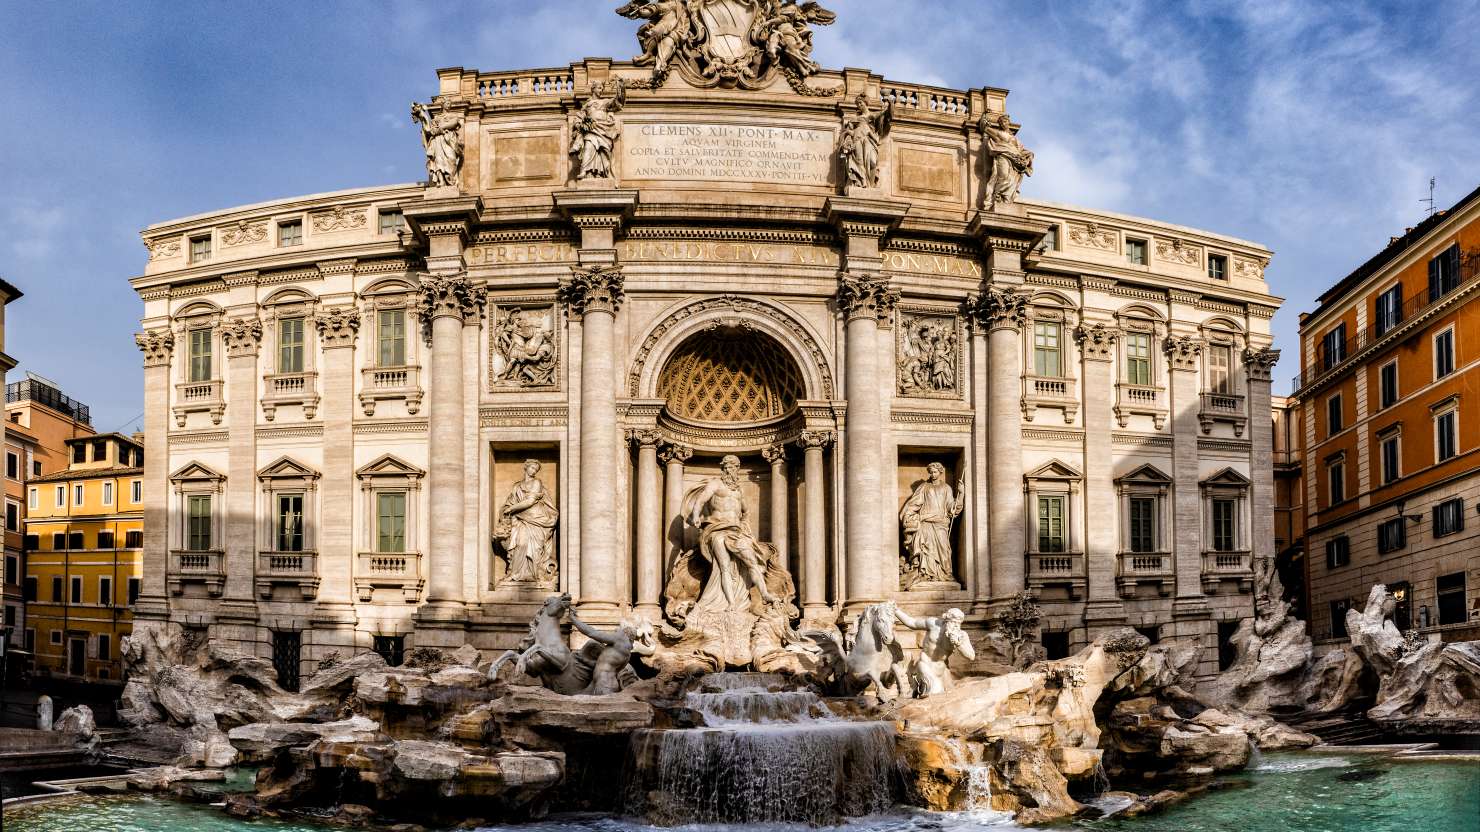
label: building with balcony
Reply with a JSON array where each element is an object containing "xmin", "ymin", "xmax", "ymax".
[
  {"xmin": 127, "ymin": 18, "xmax": 1282, "ymax": 685},
  {"xmin": 1294, "ymin": 182, "xmax": 1480, "ymax": 644},
  {"xmin": 22, "ymin": 432, "xmax": 144, "ymax": 683}
]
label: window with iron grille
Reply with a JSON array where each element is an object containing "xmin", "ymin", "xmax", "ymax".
[
  {"xmin": 272, "ymin": 630, "xmax": 301, "ymax": 692},
  {"xmin": 373, "ymin": 635, "xmax": 405, "ymax": 667}
]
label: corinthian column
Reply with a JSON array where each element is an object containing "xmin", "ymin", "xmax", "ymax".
[
  {"xmin": 315, "ymin": 307, "xmax": 359, "ymax": 624},
  {"xmin": 1244, "ymin": 348, "xmax": 1280, "ymax": 576},
  {"xmin": 560, "ymin": 266, "xmax": 625, "ymax": 612},
  {"xmin": 966, "ymin": 289, "xmax": 1028, "ymax": 600},
  {"xmin": 1075, "ymin": 323, "xmax": 1124, "ymax": 623},
  {"xmin": 762, "ymin": 444, "xmax": 789, "ymax": 563},
  {"xmin": 629, "ymin": 429, "xmax": 663, "ymax": 618},
  {"xmin": 797, "ymin": 430, "xmax": 833, "ymax": 619},
  {"xmin": 418, "ymin": 274, "xmax": 482, "ymax": 616},
  {"xmin": 1164, "ymin": 334, "xmax": 1207, "ymax": 605},
  {"xmin": 219, "ymin": 316, "xmax": 263, "ymax": 607},
  {"xmin": 837, "ymin": 273, "xmax": 898, "ymax": 606},
  {"xmin": 134, "ymin": 330, "xmax": 174, "ymax": 622},
  {"xmin": 660, "ymin": 443, "xmax": 692, "ymax": 578}
]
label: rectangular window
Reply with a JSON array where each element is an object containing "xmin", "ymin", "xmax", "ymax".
[
  {"xmin": 278, "ymin": 219, "xmax": 303, "ymax": 247},
  {"xmin": 1437, "ymin": 571, "xmax": 1467, "ymax": 626},
  {"xmin": 5, "ymin": 451, "xmax": 17, "ymax": 479},
  {"xmin": 128, "ymin": 576, "xmax": 141, "ymax": 605},
  {"xmin": 23, "ymin": 534, "xmax": 37, "ymax": 550},
  {"xmin": 1126, "ymin": 238, "xmax": 1147, "ymax": 265},
  {"xmin": 188, "ymin": 328, "xmax": 213, "ymax": 382},
  {"xmin": 1380, "ymin": 433, "xmax": 1400, "ymax": 485},
  {"xmin": 1128, "ymin": 497, "xmax": 1156, "ymax": 553},
  {"xmin": 1326, "ymin": 393, "xmax": 1343, "ymax": 434},
  {"xmin": 3, "ymin": 555, "xmax": 15, "ymax": 584},
  {"xmin": 1040, "ymin": 225, "xmax": 1058, "ymax": 252},
  {"xmin": 376, "ymin": 491, "xmax": 407, "ymax": 553},
  {"xmin": 98, "ymin": 531, "xmax": 114, "ymax": 550},
  {"xmin": 74, "ymin": 484, "xmax": 83, "ymax": 506},
  {"xmin": 132, "ymin": 480, "xmax": 142, "ymax": 503},
  {"xmin": 377, "ymin": 309, "xmax": 406, "ymax": 367},
  {"xmin": 23, "ymin": 576, "xmax": 37, "ymax": 601},
  {"xmin": 272, "ymin": 630, "xmax": 301, "ymax": 692},
  {"xmin": 1374, "ymin": 285, "xmax": 1402, "ymax": 336},
  {"xmin": 4, "ymin": 501, "xmax": 16, "ymax": 532},
  {"xmin": 1037, "ymin": 495, "xmax": 1066, "ymax": 553},
  {"xmin": 277, "ymin": 494, "xmax": 305, "ymax": 552},
  {"xmin": 28, "ymin": 487, "xmax": 37, "ymax": 510},
  {"xmin": 1377, "ymin": 517, "xmax": 1406, "ymax": 554},
  {"xmin": 55, "ymin": 485, "xmax": 65, "ymax": 506},
  {"xmin": 1330, "ymin": 599, "xmax": 1351, "ymax": 639},
  {"xmin": 97, "ymin": 633, "xmax": 110, "ymax": 661},
  {"xmin": 70, "ymin": 575, "xmax": 82, "ymax": 604},
  {"xmin": 24, "ymin": 628, "xmax": 34, "ymax": 652},
  {"xmin": 32, "ymin": 460, "xmax": 40, "ymax": 477},
  {"xmin": 1436, "ymin": 409, "xmax": 1458, "ymax": 462},
  {"xmin": 1033, "ymin": 322, "xmax": 1062, "ymax": 377},
  {"xmin": 72, "ymin": 444, "xmax": 85, "ymax": 464},
  {"xmin": 378, "ymin": 210, "xmax": 405, "ymax": 235},
  {"xmin": 1428, "ymin": 243, "xmax": 1462, "ymax": 301},
  {"xmin": 50, "ymin": 630, "xmax": 61, "ymax": 645},
  {"xmin": 52, "ymin": 532, "xmax": 65, "ymax": 551},
  {"xmin": 99, "ymin": 576, "xmax": 112, "ymax": 607},
  {"xmin": 1325, "ymin": 535, "xmax": 1350, "ymax": 569},
  {"xmin": 1321, "ymin": 324, "xmax": 1347, "ymax": 370},
  {"xmin": 1433, "ymin": 498, "xmax": 1464, "ymax": 537},
  {"xmin": 1124, "ymin": 332, "xmax": 1151, "ymax": 385},
  {"xmin": 278, "ymin": 317, "xmax": 305, "ymax": 373},
  {"xmin": 372, "ymin": 634, "xmax": 406, "ymax": 667},
  {"xmin": 1379, "ymin": 361, "xmax": 1398, "ymax": 409},
  {"xmin": 92, "ymin": 439, "xmax": 106, "ymax": 462},
  {"xmin": 125, "ymin": 530, "xmax": 143, "ymax": 548},
  {"xmin": 68, "ymin": 531, "xmax": 83, "ymax": 550},
  {"xmin": 187, "ymin": 494, "xmax": 213, "ymax": 550},
  {"xmin": 1207, "ymin": 253, "xmax": 1227, "ymax": 280},
  {"xmin": 1211, "ymin": 498, "xmax": 1236, "ymax": 551},
  {"xmin": 189, "ymin": 234, "xmax": 211, "ymax": 263},
  {"xmin": 51, "ymin": 575, "xmax": 62, "ymax": 601},
  {"xmin": 1208, "ymin": 344, "xmax": 1232, "ymax": 394},
  {"xmin": 102, "ymin": 481, "xmax": 113, "ymax": 505},
  {"xmin": 1434, "ymin": 328, "xmax": 1455, "ymax": 379},
  {"xmin": 1327, "ymin": 460, "xmax": 1345, "ymax": 505}
]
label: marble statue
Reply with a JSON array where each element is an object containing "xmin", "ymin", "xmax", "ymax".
[
  {"xmin": 413, "ymin": 102, "xmax": 463, "ymax": 188},
  {"xmin": 492, "ymin": 308, "xmax": 556, "ymax": 387},
  {"xmin": 568, "ymin": 611, "xmax": 656, "ymax": 695},
  {"xmin": 839, "ymin": 94, "xmax": 891, "ymax": 190},
  {"xmin": 897, "ymin": 316, "xmax": 956, "ymax": 396},
  {"xmin": 36, "ymin": 694, "xmax": 53, "ymax": 731},
  {"xmin": 493, "ymin": 460, "xmax": 559, "ymax": 588},
  {"xmin": 685, "ymin": 454, "xmax": 779, "ymax": 609},
  {"xmin": 981, "ymin": 112, "xmax": 1033, "ymax": 209},
  {"xmin": 806, "ymin": 601, "xmax": 909, "ymax": 700},
  {"xmin": 895, "ymin": 607, "xmax": 974, "ymax": 696},
  {"xmin": 899, "ymin": 463, "xmax": 964, "ymax": 589},
  {"xmin": 756, "ymin": 0, "xmax": 836, "ymax": 78},
  {"xmin": 569, "ymin": 80, "xmax": 625, "ymax": 180},
  {"xmin": 489, "ymin": 593, "xmax": 651, "ymax": 695},
  {"xmin": 616, "ymin": 0, "xmax": 692, "ymax": 76}
]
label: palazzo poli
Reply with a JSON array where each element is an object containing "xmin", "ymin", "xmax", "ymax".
[{"xmin": 129, "ymin": 6, "xmax": 1281, "ymax": 683}]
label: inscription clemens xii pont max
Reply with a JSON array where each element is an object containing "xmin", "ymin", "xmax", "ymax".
[{"xmin": 624, "ymin": 122, "xmax": 834, "ymax": 185}]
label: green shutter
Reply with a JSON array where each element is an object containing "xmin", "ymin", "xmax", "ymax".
[
  {"xmin": 278, "ymin": 318, "xmax": 304, "ymax": 373},
  {"xmin": 378, "ymin": 310, "xmax": 406, "ymax": 367},
  {"xmin": 377, "ymin": 492, "xmax": 406, "ymax": 553}
]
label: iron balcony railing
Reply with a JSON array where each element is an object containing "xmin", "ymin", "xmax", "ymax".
[{"xmin": 5, "ymin": 379, "xmax": 90, "ymax": 423}]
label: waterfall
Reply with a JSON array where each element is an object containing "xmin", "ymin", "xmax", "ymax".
[{"xmin": 625, "ymin": 672, "xmax": 897, "ymax": 825}]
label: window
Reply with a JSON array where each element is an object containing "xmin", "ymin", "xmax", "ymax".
[
  {"xmin": 1327, "ymin": 459, "xmax": 1345, "ymax": 505},
  {"xmin": 132, "ymin": 480, "xmax": 142, "ymax": 503},
  {"xmin": 102, "ymin": 482, "xmax": 113, "ymax": 505},
  {"xmin": 189, "ymin": 234, "xmax": 211, "ymax": 263},
  {"xmin": 99, "ymin": 576, "xmax": 112, "ymax": 607},
  {"xmin": 98, "ymin": 531, "xmax": 115, "ymax": 550},
  {"xmin": 1036, "ymin": 495, "xmax": 1066, "ymax": 553},
  {"xmin": 373, "ymin": 634, "xmax": 406, "ymax": 667},
  {"xmin": 1134, "ymin": 625, "xmax": 1161, "ymax": 645},
  {"xmin": 50, "ymin": 630, "xmax": 61, "ymax": 645},
  {"xmin": 31, "ymin": 460, "xmax": 40, "ymax": 477},
  {"xmin": 72, "ymin": 444, "xmax": 85, "ymax": 464},
  {"xmin": 5, "ymin": 451, "xmax": 17, "ymax": 479},
  {"xmin": 1325, "ymin": 535, "xmax": 1350, "ymax": 569},
  {"xmin": 1428, "ymin": 243, "xmax": 1462, "ymax": 301},
  {"xmin": 23, "ymin": 534, "xmax": 37, "ymax": 550},
  {"xmin": 1041, "ymin": 631, "xmax": 1070, "ymax": 659},
  {"xmin": 68, "ymin": 531, "xmax": 83, "ymax": 550},
  {"xmin": 1211, "ymin": 498, "xmax": 1236, "ymax": 551},
  {"xmin": 1321, "ymin": 323, "xmax": 1347, "ymax": 370},
  {"xmin": 70, "ymin": 575, "xmax": 82, "ymax": 604},
  {"xmin": 52, "ymin": 533, "xmax": 65, "ymax": 551},
  {"xmin": 1208, "ymin": 344, "xmax": 1233, "ymax": 394},
  {"xmin": 128, "ymin": 576, "xmax": 141, "ymax": 606},
  {"xmin": 1379, "ymin": 361, "xmax": 1398, "ymax": 409},
  {"xmin": 278, "ymin": 219, "xmax": 303, "ymax": 247},
  {"xmin": 277, "ymin": 494, "xmax": 305, "ymax": 552},
  {"xmin": 1126, "ymin": 238, "xmax": 1147, "ymax": 265},
  {"xmin": 3, "ymin": 554, "xmax": 15, "ymax": 584},
  {"xmin": 4, "ymin": 501, "xmax": 16, "ymax": 532},
  {"xmin": 1433, "ymin": 498, "xmax": 1464, "ymax": 537},
  {"xmin": 55, "ymin": 485, "xmax": 64, "ymax": 506},
  {"xmin": 1377, "ymin": 517, "xmax": 1406, "ymax": 554},
  {"xmin": 1374, "ymin": 285, "xmax": 1402, "ymax": 336},
  {"xmin": 97, "ymin": 633, "xmax": 110, "ymax": 661},
  {"xmin": 1128, "ymin": 496, "xmax": 1156, "ymax": 553},
  {"xmin": 187, "ymin": 494, "xmax": 213, "ymax": 550},
  {"xmin": 28, "ymin": 487, "xmax": 37, "ymax": 510},
  {"xmin": 1033, "ymin": 322, "xmax": 1061, "ymax": 377},
  {"xmin": 377, "ymin": 309, "xmax": 406, "ymax": 367},
  {"xmin": 1379, "ymin": 432, "xmax": 1400, "ymax": 485},
  {"xmin": 1437, "ymin": 572, "xmax": 1467, "ymax": 626},
  {"xmin": 1217, "ymin": 620, "xmax": 1239, "ymax": 670},
  {"xmin": 1435, "ymin": 407, "xmax": 1458, "ymax": 462},
  {"xmin": 1326, "ymin": 393, "xmax": 1343, "ymax": 434},
  {"xmin": 1040, "ymin": 225, "xmax": 1058, "ymax": 252},
  {"xmin": 1207, "ymin": 253, "xmax": 1227, "ymax": 280},
  {"xmin": 1434, "ymin": 328, "xmax": 1455, "ymax": 379},
  {"xmin": 74, "ymin": 484, "xmax": 84, "ymax": 506},
  {"xmin": 125, "ymin": 530, "xmax": 143, "ymax": 548},
  {"xmin": 92, "ymin": 439, "xmax": 106, "ymax": 462},
  {"xmin": 278, "ymin": 317, "xmax": 305, "ymax": 373},
  {"xmin": 1124, "ymin": 332, "xmax": 1152, "ymax": 385},
  {"xmin": 23, "ymin": 576, "xmax": 37, "ymax": 601},
  {"xmin": 188, "ymin": 328, "xmax": 213, "ymax": 382},
  {"xmin": 378, "ymin": 210, "xmax": 404, "ymax": 235},
  {"xmin": 1330, "ymin": 599, "xmax": 1351, "ymax": 639},
  {"xmin": 376, "ymin": 491, "xmax": 406, "ymax": 553},
  {"xmin": 272, "ymin": 630, "xmax": 301, "ymax": 692},
  {"xmin": 51, "ymin": 576, "xmax": 62, "ymax": 601}
]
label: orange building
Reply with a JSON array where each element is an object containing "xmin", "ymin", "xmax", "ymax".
[
  {"xmin": 1271, "ymin": 395, "xmax": 1306, "ymax": 619},
  {"xmin": 0, "ymin": 277, "xmax": 23, "ymax": 649},
  {"xmin": 1294, "ymin": 183, "xmax": 1480, "ymax": 644}
]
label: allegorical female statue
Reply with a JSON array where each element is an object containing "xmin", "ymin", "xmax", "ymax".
[
  {"xmin": 899, "ymin": 462, "xmax": 964, "ymax": 588},
  {"xmin": 980, "ymin": 111, "xmax": 1034, "ymax": 209},
  {"xmin": 413, "ymin": 102, "xmax": 464, "ymax": 188},
  {"xmin": 569, "ymin": 79, "xmax": 625, "ymax": 180},
  {"xmin": 839, "ymin": 93, "xmax": 891, "ymax": 190},
  {"xmin": 493, "ymin": 460, "xmax": 559, "ymax": 587}
]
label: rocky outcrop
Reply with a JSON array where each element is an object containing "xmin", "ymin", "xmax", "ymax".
[
  {"xmin": 53, "ymin": 704, "xmax": 99, "ymax": 747},
  {"xmin": 1369, "ymin": 640, "xmax": 1480, "ymax": 725},
  {"xmin": 1220, "ymin": 566, "xmax": 1313, "ymax": 712},
  {"xmin": 227, "ymin": 716, "xmax": 382, "ymax": 763},
  {"xmin": 487, "ymin": 684, "xmax": 655, "ymax": 750}
]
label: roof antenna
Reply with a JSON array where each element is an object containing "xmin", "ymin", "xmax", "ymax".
[{"xmin": 1421, "ymin": 177, "xmax": 1437, "ymax": 218}]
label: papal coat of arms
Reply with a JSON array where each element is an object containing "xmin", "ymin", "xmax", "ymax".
[{"xmin": 615, "ymin": 0, "xmax": 839, "ymax": 94}]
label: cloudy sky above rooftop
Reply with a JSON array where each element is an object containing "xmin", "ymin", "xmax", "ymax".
[{"xmin": 1, "ymin": 0, "xmax": 1475, "ymax": 431}]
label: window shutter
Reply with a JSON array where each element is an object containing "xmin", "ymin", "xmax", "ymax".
[
  {"xmin": 1429, "ymin": 256, "xmax": 1441, "ymax": 301},
  {"xmin": 1325, "ymin": 540, "xmax": 1335, "ymax": 569},
  {"xmin": 1446, "ymin": 244, "xmax": 1461, "ymax": 287}
]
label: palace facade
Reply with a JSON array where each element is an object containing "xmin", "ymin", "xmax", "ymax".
[{"xmin": 130, "ymin": 11, "xmax": 1281, "ymax": 684}]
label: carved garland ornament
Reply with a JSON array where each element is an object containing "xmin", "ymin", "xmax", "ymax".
[
  {"xmin": 1153, "ymin": 237, "xmax": 1200, "ymax": 266},
  {"xmin": 1067, "ymin": 222, "xmax": 1118, "ymax": 251},
  {"xmin": 220, "ymin": 317, "xmax": 263, "ymax": 358},
  {"xmin": 136, "ymin": 329, "xmax": 175, "ymax": 368},
  {"xmin": 558, "ymin": 266, "xmax": 625, "ymax": 318},
  {"xmin": 145, "ymin": 238, "xmax": 181, "ymax": 261},
  {"xmin": 311, "ymin": 206, "xmax": 368, "ymax": 233},
  {"xmin": 836, "ymin": 273, "xmax": 898, "ymax": 322},
  {"xmin": 221, "ymin": 220, "xmax": 268, "ymax": 247}
]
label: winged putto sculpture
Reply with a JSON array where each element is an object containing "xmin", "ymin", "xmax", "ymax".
[{"xmin": 615, "ymin": 0, "xmax": 839, "ymax": 95}]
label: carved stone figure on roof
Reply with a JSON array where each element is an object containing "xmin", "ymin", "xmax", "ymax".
[
  {"xmin": 412, "ymin": 102, "xmax": 463, "ymax": 188},
  {"xmin": 569, "ymin": 80, "xmax": 626, "ymax": 180},
  {"xmin": 839, "ymin": 94, "xmax": 891, "ymax": 191},
  {"xmin": 981, "ymin": 112, "xmax": 1034, "ymax": 210},
  {"xmin": 754, "ymin": 0, "xmax": 836, "ymax": 78},
  {"xmin": 616, "ymin": 0, "xmax": 693, "ymax": 76}
]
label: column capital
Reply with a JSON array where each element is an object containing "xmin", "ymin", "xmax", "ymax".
[
  {"xmin": 1074, "ymin": 322, "xmax": 1118, "ymax": 362},
  {"xmin": 416, "ymin": 273, "xmax": 482, "ymax": 324},
  {"xmin": 626, "ymin": 428, "xmax": 662, "ymax": 448},
  {"xmin": 559, "ymin": 266, "xmax": 625, "ymax": 318},
  {"xmin": 220, "ymin": 316, "xmax": 263, "ymax": 358},
  {"xmin": 963, "ymin": 287, "xmax": 1028, "ymax": 333},
  {"xmin": 836, "ymin": 272, "xmax": 898, "ymax": 322},
  {"xmin": 762, "ymin": 444, "xmax": 788, "ymax": 464},
  {"xmin": 1163, "ymin": 334, "xmax": 1204, "ymax": 372},
  {"xmin": 135, "ymin": 329, "xmax": 175, "ymax": 368},
  {"xmin": 659, "ymin": 442, "xmax": 693, "ymax": 465},
  {"xmin": 1242, "ymin": 347, "xmax": 1280, "ymax": 383},
  {"xmin": 315, "ymin": 305, "xmax": 361, "ymax": 349},
  {"xmin": 797, "ymin": 430, "xmax": 836, "ymax": 450}
]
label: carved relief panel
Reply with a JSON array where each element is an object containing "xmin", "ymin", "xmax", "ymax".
[
  {"xmin": 895, "ymin": 309, "xmax": 963, "ymax": 399},
  {"xmin": 489, "ymin": 302, "xmax": 559, "ymax": 391}
]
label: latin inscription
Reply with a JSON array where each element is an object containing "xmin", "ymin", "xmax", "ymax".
[
  {"xmin": 882, "ymin": 250, "xmax": 983, "ymax": 278},
  {"xmin": 619, "ymin": 240, "xmax": 839, "ymax": 267},
  {"xmin": 623, "ymin": 122, "xmax": 834, "ymax": 185}
]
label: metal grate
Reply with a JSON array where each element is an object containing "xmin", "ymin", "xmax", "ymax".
[{"xmin": 272, "ymin": 630, "xmax": 301, "ymax": 692}]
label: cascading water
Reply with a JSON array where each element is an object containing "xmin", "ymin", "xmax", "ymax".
[{"xmin": 624, "ymin": 672, "xmax": 897, "ymax": 825}]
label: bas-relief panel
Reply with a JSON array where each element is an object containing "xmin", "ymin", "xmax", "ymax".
[
  {"xmin": 895, "ymin": 311, "xmax": 962, "ymax": 399},
  {"xmin": 489, "ymin": 304, "xmax": 559, "ymax": 391}
]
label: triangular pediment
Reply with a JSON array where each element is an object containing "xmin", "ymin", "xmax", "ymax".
[
  {"xmin": 258, "ymin": 456, "xmax": 320, "ymax": 481},
  {"xmin": 169, "ymin": 460, "xmax": 225, "ymax": 483},
  {"xmin": 355, "ymin": 453, "xmax": 424, "ymax": 480},
  {"xmin": 1201, "ymin": 467, "xmax": 1251, "ymax": 487},
  {"xmin": 1025, "ymin": 459, "xmax": 1082, "ymax": 482},
  {"xmin": 1117, "ymin": 463, "xmax": 1172, "ymax": 485}
]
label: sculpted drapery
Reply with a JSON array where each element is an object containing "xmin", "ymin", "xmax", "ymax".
[
  {"xmin": 494, "ymin": 460, "xmax": 559, "ymax": 587},
  {"xmin": 900, "ymin": 462, "xmax": 964, "ymax": 588}
]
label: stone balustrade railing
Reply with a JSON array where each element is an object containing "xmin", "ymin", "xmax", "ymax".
[
  {"xmin": 1116, "ymin": 551, "xmax": 1173, "ymax": 598},
  {"xmin": 168, "ymin": 549, "xmax": 225, "ymax": 597},
  {"xmin": 359, "ymin": 365, "xmax": 423, "ymax": 416},
  {"xmin": 1027, "ymin": 550, "xmax": 1086, "ymax": 598},
  {"xmin": 354, "ymin": 551, "xmax": 424, "ymax": 603},
  {"xmin": 476, "ymin": 69, "xmax": 575, "ymax": 100}
]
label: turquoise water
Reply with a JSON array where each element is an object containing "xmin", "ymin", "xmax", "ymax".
[{"xmin": 4, "ymin": 754, "xmax": 1477, "ymax": 832}]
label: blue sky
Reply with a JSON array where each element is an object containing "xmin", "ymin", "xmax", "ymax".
[{"xmin": 2, "ymin": 0, "xmax": 1475, "ymax": 431}]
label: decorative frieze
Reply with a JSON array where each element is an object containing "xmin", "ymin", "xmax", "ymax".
[
  {"xmin": 490, "ymin": 304, "xmax": 558, "ymax": 390},
  {"xmin": 1154, "ymin": 237, "xmax": 1200, "ymax": 266},
  {"xmin": 311, "ymin": 206, "xmax": 367, "ymax": 233},
  {"xmin": 835, "ymin": 273, "xmax": 898, "ymax": 322},
  {"xmin": 135, "ymin": 329, "xmax": 175, "ymax": 368},
  {"xmin": 145, "ymin": 237, "xmax": 181, "ymax": 261},
  {"xmin": 558, "ymin": 266, "xmax": 625, "ymax": 318},
  {"xmin": 315, "ymin": 305, "xmax": 360, "ymax": 349},
  {"xmin": 220, "ymin": 220, "xmax": 268, "ymax": 247},
  {"xmin": 963, "ymin": 287, "xmax": 1028, "ymax": 333},
  {"xmin": 1073, "ymin": 323, "xmax": 1118, "ymax": 361},
  {"xmin": 220, "ymin": 316, "xmax": 263, "ymax": 358},
  {"xmin": 1163, "ymin": 335, "xmax": 1203, "ymax": 371},
  {"xmin": 896, "ymin": 312, "xmax": 961, "ymax": 397},
  {"xmin": 1242, "ymin": 347, "xmax": 1280, "ymax": 383},
  {"xmin": 1067, "ymin": 222, "xmax": 1117, "ymax": 251}
]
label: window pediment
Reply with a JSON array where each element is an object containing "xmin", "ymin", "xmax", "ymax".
[
  {"xmin": 170, "ymin": 461, "xmax": 225, "ymax": 484},
  {"xmin": 1025, "ymin": 459, "xmax": 1082, "ymax": 488},
  {"xmin": 258, "ymin": 456, "xmax": 321, "ymax": 483},
  {"xmin": 1116, "ymin": 463, "xmax": 1172, "ymax": 485},
  {"xmin": 1201, "ymin": 467, "xmax": 1251, "ymax": 488},
  {"xmin": 356, "ymin": 454, "xmax": 425, "ymax": 482}
]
